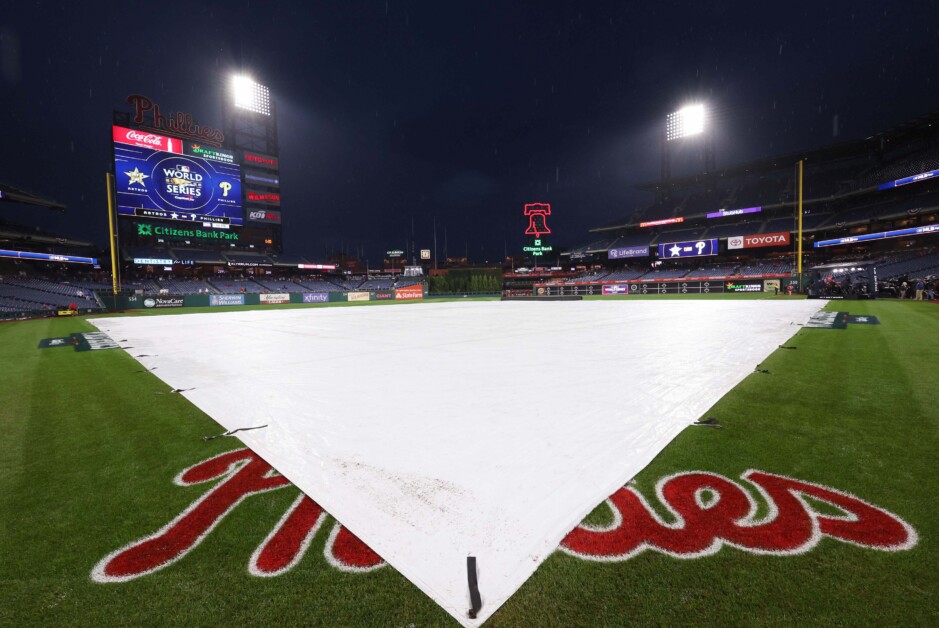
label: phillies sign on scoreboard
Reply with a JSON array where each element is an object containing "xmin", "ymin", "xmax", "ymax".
[
  {"xmin": 728, "ymin": 232, "xmax": 791, "ymax": 249},
  {"xmin": 658, "ymin": 239, "xmax": 718, "ymax": 258},
  {"xmin": 113, "ymin": 126, "xmax": 243, "ymax": 225}
]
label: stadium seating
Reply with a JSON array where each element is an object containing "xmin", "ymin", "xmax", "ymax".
[
  {"xmin": 209, "ymin": 278, "xmax": 265, "ymax": 294},
  {"xmin": 601, "ymin": 268, "xmax": 644, "ymax": 281},
  {"xmin": 359, "ymin": 277, "xmax": 395, "ymax": 290},
  {"xmin": 394, "ymin": 277, "xmax": 424, "ymax": 288},
  {"xmin": 297, "ymin": 278, "xmax": 343, "ymax": 292},
  {"xmin": 639, "ymin": 268, "xmax": 690, "ymax": 280},
  {"xmin": 0, "ymin": 279, "xmax": 99, "ymax": 309},
  {"xmin": 158, "ymin": 278, "xmax": 217, "ymax": 294},
  {"xmin": 253, "ymin": 278, "xmax": 306, "ymax": 293}
]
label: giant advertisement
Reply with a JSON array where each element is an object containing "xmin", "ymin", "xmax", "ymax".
[{"xmin": 113, "ymin": 125, "xmax": 243, "ymax": 225}]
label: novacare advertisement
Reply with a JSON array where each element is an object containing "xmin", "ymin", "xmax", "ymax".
[
  {"xmin": 260, "ymin": 293, "xmax": 291, "ymax": 304},
  {"xmin": 210, "ymin": 294, "xmax": 245, "ymax": 306},
  {"xmin": 395, "ymin": 285, "xmax": 424, "ymax": 300}
]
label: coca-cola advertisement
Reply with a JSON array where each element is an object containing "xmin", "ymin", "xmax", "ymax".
[{"xmin": 113, "ymin": 125, "xmax": 182, "ymax": 153}]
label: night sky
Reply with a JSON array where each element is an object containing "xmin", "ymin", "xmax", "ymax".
[{"xmin": 1, "ymin": 1, "xmax": 938, "ymax": 264}]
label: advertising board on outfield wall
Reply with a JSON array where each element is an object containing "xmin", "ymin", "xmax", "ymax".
[
  {"xmin": 143, "ymin": 296, "xmax": 184, "ymax": 308},
  {"xmin": 723, "ymin": 281, "xmax": 764, "ymax": 293},
  {"xmin": 602, "ymin": 284, "xmax": 629, "ymax": 295},
  {"xmin": 347, "ymin": 291, "xmax": 371, "ymax": 302},
  {"xmin": 727, "ymin": 231, "xmax": 791, "ymax": 249},
  {"xmin": 209, "ymin": 294, "xmax": 245, "ymax": 306},
  {"xmin": 302, "ymin": 293, "xmax": 329, "ymax": 303},
  {"xmin": 608, "ymin": 246, "xmax": 648, "ymax": 259},
  {"xmin": 260, "ymin": 293, "xmax": 291, "ymax": 304},
  {"xmin": 395, "ymin": 285, "xmax": 424, "ymax": 300}
]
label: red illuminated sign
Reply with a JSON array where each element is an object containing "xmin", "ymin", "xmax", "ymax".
[
  {"xmin": 112, "ymin": 125, "xmax": 182, "ymax": 154},
  {"xmin": 524, "ymin": 203, "xmax": 552, "ymax": 238},
  {"xmin": 297, "ymin": 263, "xmax": 337, "ymax": 270},
  {"xmin": 639, "ymin": 217, "xmax": 684, "ymax": 228},
  {"xmin": 246, "ymin": 191, "xmax": 281, "ymax": 203},
  {"xmin": 244, "ymin": 152, "xmax": 279, "ymax": 169},
  {"xmin": 126, "ymin": 94, "xmax": 224, "ymax": 145}
]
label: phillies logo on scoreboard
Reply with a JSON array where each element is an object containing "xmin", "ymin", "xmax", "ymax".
[
  {"xmin": 92, "ymin": 448, "xmax": 917, "ymax": 583},
  {"xmin": 728, "ymin": 231, "xmax": 791, "ymax": 249},
  {"xmin": 113, "ymin": 125, "xmax": 181, "ymax": 154}
]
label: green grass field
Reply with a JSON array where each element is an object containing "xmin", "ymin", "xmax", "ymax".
[{"xmin": 1, "ymin": 296, "xmax": 936, "ymax": 626}]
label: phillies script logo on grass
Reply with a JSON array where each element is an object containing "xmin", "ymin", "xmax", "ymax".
[{"xmin": 91, "ymin": 449, "xmax": 917, "ymax": 582}]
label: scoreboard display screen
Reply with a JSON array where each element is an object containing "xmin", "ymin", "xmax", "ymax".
[
  {"xmin": 658, "ymin": 238, "xmax": 719, "ymax": 259},
  {"xmin": 540, "ymin": 281, "xmax": 726, "ymax": 296},
  {"xmin": 113, "ymin": 126, "xmax": 242, "ymax": 225}
]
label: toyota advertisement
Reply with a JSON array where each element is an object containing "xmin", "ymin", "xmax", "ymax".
[
  {"xmin": 727, "ymin": 232, "xmax": 791, "ymax": 249},
  {"xmin": 113, "ymin": 125, "xmax": 243, "ymax": 225}
]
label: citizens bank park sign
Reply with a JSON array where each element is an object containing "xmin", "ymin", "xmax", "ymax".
[
  {"xmin": 728, "ymin": 231, "xmax": 791, "ymax": 249},
  {"xmin": 91, "ymin": 448, "xmax": 917, "ymax": 582}
]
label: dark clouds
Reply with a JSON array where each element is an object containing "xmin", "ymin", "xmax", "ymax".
[{"xmin": 1, "ymin": 1, "xmax": 938, "ymax": 262}]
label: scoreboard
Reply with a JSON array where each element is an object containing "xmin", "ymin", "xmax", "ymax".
[
  {"xmin": 539, "ymin": 280, "xmax": 735, "ymax": 296},
  {"xmin": 657, "ymin": 238, "xmax": 719, "ymax": 259},
  {"xmin": 630, "ymin": 280, "xmax": 725, "ymax": 294},
  {"xmin": 113, "ymin": 125, "xmax": 242, "ymax": 225}
]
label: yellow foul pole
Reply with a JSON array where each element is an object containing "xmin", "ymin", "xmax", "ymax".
[
  {"xmin": 797, "ymin": 159, "xmax": 804, "ymax": 287},
  {"xmin": 106, "ymin": 172, "xmax": 120, "ymax": 296}
]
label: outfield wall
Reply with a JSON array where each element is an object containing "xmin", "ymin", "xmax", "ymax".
[
  {"xmin": 100, "ymin": 287, "xmax": 423, "ymax": 310},
  {"xmin": 533, "ymin": 277, "xmax": 797, "ymax": 296}
]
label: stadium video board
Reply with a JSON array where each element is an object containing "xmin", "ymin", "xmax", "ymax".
[
  {"xmin": 814, "ymin": 224, "xmax": 939, "ymax": 247},
  {"xmin": 113, "ymin": 125, "xmax": 243, "ymax": 226},
  {"xmin": 657, "ymin": 238, "xmax": 719, "ymax": 259}
]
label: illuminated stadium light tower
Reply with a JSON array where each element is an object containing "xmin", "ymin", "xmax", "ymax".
[
  {"xmin": 665, "ymin": 104, "xmax": 705, "ymax": 142},
  {"xmin": 661, "ymin": 103, "xmax": 714, "ymax": 201},
  {"xmin": 232, "ymin": 75, "xmax": 272, "ymax": 115},
  {"xmin": 223, "ymin": 74, "xmax": 278, "ymax": 154},
  {"xmin": 222, "ymin": 74, "xmax": 283, "ymax": 253}
]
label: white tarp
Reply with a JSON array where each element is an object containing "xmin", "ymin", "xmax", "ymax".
[{"xmin": 90, "ymin": 299, "xmax": 822, "ymax": 625}]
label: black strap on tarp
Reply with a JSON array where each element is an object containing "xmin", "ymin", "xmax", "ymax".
[
  {"xmin": 203, "ymin": 425, "xmax": 268, "ymax": 442},
  {"xmin": 467, "ymin": 555, "xmax": 482, "ymax": 618}
]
